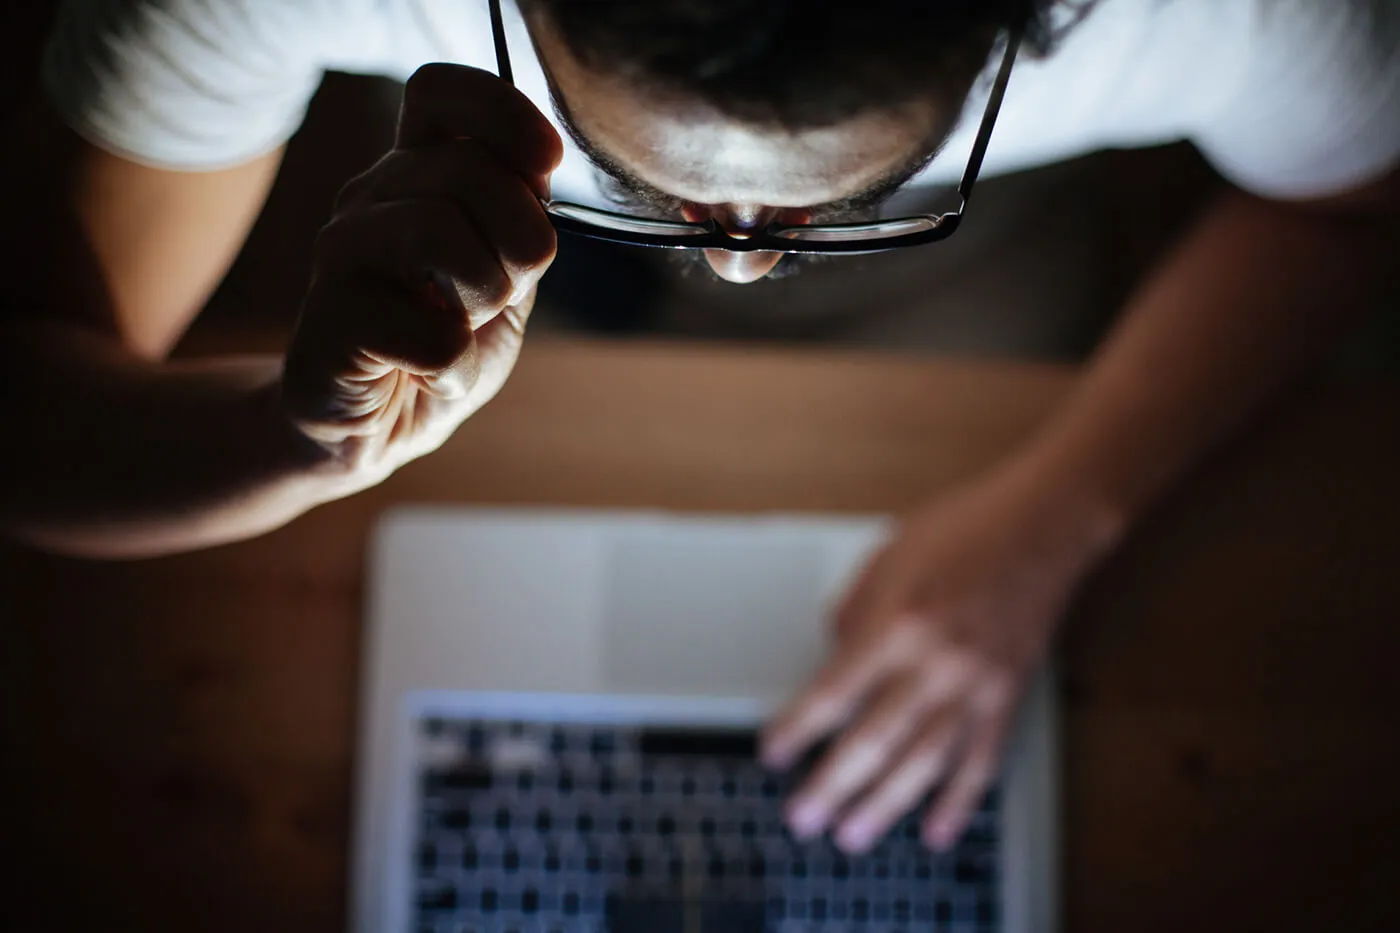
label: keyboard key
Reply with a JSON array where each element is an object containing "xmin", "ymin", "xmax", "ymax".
[
  {"xmin": 417, "ymin": 885, "xmax": 456, "ymax": 911},
  {"xmin": 590, "ymin": 731, "xmax": 616, "ymax": 756},
  {"xmin": 637, "ymin": 728, "xmax": 757, "ymax": 759},
  {"xmin": 439, "ymin": 764, "xmax": 493, "ymax": 792},
  {"xmin": 956, "ymin": 855, "xmax": 991, "ymax": 885}
]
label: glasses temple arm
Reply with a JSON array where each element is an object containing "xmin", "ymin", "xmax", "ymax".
[
  {"xmin": 489, "ymin": 0, "xmax": 514, "ymax": 85},
  {"xmin": 955, "ymin": 24, "xmax": 1022, "ymax": 211}
]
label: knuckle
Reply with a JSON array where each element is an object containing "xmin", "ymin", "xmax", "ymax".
[
  {"xmin": 404, "ymin": 62, "xmax": 475, "ymax": 101},
  {"xmin": 910, "ymin": 731, "xmax": 950, "ymax": 770},
  {"xmin": 801, "ymin": 690, "xmax": 849, "ymax": 729},
  {"xmin": 312, "ymin": 212, "xmax": 366, "ymax": 266},
  {"xmin": 503, "ymin": 223, "xmax": 558, "ymax": 275},
  {"xmin": 467, "ymin": 265, "xmax": 515, "ymax": 311},
  {"xmin": 977, "ymin": 668, "xmax": 1017, "ymax": 708},
  {"xmin": 877, "ymin": 614, "xmax": 924, "ymax": 658},
  {"xmin": 333, "ymin": 166, "xmax": 380, "ymax": 213},
  {"xmin": 416, "ymin": 323, "xmax": 476, "ymax": 373},
  {"xmin": 843, "ymin": 731, "xmax": 890, "ymax": 768},
  {"xmin": 935, "ymin": 643, "xmax": 982, "ymax": 680}
]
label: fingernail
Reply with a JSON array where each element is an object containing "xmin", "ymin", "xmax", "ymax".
[
  {"xmin": 788, "ymin": 799, "xmax": 827, "ymax": 838},
  {"xmin": 926, "ymin": 821, "xmax": 956, "ymax": 852},
  {"xmin": 836, "ymin": 819, "xmax": 875, "ymax": 854}
]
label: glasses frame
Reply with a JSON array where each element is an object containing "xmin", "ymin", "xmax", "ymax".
[{"xmin": 488, "ymin": 0, "xmax": 1021, "ymax": 254}]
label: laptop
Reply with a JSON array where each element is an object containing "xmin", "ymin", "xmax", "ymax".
[{"xmin": 353, "ymin": 506, "xmax": 1058, "ymax": 932}]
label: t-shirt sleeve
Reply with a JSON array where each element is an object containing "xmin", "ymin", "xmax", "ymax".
[
  {"xmin": 1191, "ymin": 0, "xmax": 1400, "ymax": 200},
  {"xmin": 42, "ymin": 0, "xmax": 331, "ymax": 170}
]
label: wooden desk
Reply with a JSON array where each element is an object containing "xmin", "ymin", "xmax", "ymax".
[{"xmin": 2, "ymin": 338, "xmax": 1398, "ymax": 932}]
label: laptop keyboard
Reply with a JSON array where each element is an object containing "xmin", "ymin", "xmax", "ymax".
[{"xmin": 413, "ymin": 715, "xmax": 1002, "ymax": 933}]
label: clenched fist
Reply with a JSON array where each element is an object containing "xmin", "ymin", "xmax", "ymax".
[{"xmin": 282, "ymin": 63, "xmax": 562, "ymax": 486}]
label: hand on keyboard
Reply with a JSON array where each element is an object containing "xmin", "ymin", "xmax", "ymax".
[{"xmin": 761, "ymin": 463, "xmax": 1117, "ymax": 852}]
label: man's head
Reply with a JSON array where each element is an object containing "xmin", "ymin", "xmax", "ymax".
[{"xmin": 519, "ymin": 0, "xmax": 1071, "ymax": 282}]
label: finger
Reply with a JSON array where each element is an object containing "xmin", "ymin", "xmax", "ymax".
[
  {"xmin": 785, "ymin": 672, "xmax": 930, "ymax": 840},
  {"xmin": 357, "ymin": 141, "xmax": 556, "ymax": 295},
  {"xmin": 328, "ymin": 197, "xmax": 515, "ymax": 326},
  {"xmin": 761, "ymin": 618, "xmax": 917, "ymax": 770},
  {"xmin": 466, "ymin": 298, "xmax": 532, "ymax": 403},
  {"xmin": 923, "ymin": 706, "xmax": 1013, "ymax": 852},
  {"xmin": 283, "ymin": 272, "xmax": 480, "ymax": 425},
  {"xmin": 832, "ymin": 705, "xmax": 963, "ymax": 853},
  {"xmin": 397, "ymin": 63, "xmax": 562, "ymax": 195},
  {"xmin": 314, "ymin": 200, "xmax": 513, "ymax": 371}
]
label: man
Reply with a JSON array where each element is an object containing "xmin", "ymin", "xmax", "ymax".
[{"xmin": 2, "ymin": 0, "xmax": 1397, "ymax": 856}]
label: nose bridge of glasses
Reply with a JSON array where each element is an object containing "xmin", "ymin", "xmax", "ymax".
[{"xmin": 682, "ymin": 202, "xmax": 813, "ymax": 237}]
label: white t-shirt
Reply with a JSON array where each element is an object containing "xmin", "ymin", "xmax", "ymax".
[{"xmin": 41, "ymin": 0, "xmax": 1400, "ymax": 207}]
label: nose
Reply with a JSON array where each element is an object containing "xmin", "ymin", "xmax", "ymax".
[
  {"xmin": 702, "ymin": 248, "xmax": 785, "ymax": 284},
  {"xmin": 683, "ymin": 204, "xmax": 811, "ymax": 284}
]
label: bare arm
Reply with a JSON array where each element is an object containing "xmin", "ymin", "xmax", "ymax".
[
  {"xmin": 1014, "ymin": 166, "xmax": 1400, "ymax": 543},
  {"xmin": 1, "ymin": 66, "xmax": 561, "ymax": 558},
  {"xmin": 0, "ymin": 106, "xmax": 344, "ymax": 557}
]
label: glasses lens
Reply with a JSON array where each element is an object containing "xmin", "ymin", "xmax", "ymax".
[
  {"xmin": 547, "ymin": 202, "xmax": 709, "ymax": 237},
  {"xmin": 771, "ymin": 216, "xmax": 943, "ymax": 243}
]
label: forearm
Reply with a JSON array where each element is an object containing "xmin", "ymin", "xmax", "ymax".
[
  {"xmin": 1008, "ymin": 186, "xmax": 1396, "ymax": 550},
  {"xmin": 1, "ymin": 318, "xmax": 352, "ymax": 558}
]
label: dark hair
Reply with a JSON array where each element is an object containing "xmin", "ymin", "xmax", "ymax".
[{"xmin": 521, "ymin": 0, "xmax": 1094, "ymax": 129}]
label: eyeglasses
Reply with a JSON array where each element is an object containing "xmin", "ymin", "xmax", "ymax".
[{"xmin": 488, "ymin": 0, "xmax": 1020, "ymax": 255}]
